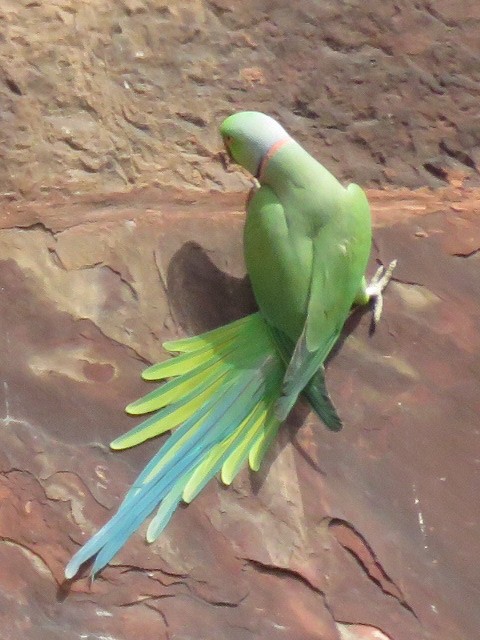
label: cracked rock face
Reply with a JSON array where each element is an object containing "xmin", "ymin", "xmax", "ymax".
[
  {"xmin": 1, "ymin": 0, "xmax": 479, "ymax": 196},
  {"xmin": 2, "ymin": 1, "xmax": 480, "ymax": 637},
  {"xmin": 1, "ymin": 188, "xmax": 479, "ymax": 639}
]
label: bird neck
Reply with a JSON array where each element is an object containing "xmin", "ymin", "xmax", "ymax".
[{"xmin": 256, "ymin": 137, "xmax": 293, "ymax": 182}]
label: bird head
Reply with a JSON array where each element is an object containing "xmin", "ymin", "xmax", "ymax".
[{"xmin": 220, "ymin": 111, "xmax": 291, "ymax": 177}]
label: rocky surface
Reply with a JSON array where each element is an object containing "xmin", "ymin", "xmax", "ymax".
[
  {"xmin": 2, "ymin": 1, "xmax": 480, "ymax": 638},
  {"xmin": 1, "ymin": 186, "xmax": 479, "ymax": 640},
  {"xmin": 1, "ymin": 0, "xmax": 480, "ymax": 196}
]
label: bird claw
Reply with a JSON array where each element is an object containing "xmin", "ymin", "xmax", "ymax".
[{"xmin": 366, "ymin": 259, "xmax": 397, "ymax": 327}]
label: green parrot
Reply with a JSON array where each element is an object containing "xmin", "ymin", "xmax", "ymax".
[{"xmin": 65, "ymin": 112, "xmax": 395, "ymax": 579}]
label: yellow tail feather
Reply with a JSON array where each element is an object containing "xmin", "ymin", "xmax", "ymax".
[{"xmin": 111, "ymin": 376, "xmax": 226, "ymax": 449}]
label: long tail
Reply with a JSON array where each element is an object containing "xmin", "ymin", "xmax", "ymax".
[
  {"xmin": 266, "ymin": 325, "xmax": 342, "ymax": 431},
  {"xmin": 65, "ymin": 313, "xmax": 285, "ymax": 579}
]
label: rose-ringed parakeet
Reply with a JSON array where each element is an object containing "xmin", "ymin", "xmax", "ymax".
[{"xmin": 65, "ymin": 112, "xmax": 395, "ymax": 579}]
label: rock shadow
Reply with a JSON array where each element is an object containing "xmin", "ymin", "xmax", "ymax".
[{"xmin": 166, "ymin": 241, "xmax": 257, "ymax": 335}]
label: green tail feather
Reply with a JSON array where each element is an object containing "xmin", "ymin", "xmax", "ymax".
[
  {"xmin": 161, "ymin": 314, "xmax": 253, "ymax": 354},
  {"xmin": 266, "ymin": 324, "xmax": 342, "ymax": 430},
  {"xmin": 303, "ymin": 367, "xmax": 342, "ymax": 431},
  {"xmin": 65, "ymin": 311, "xmax": 340, "ymax": 579}
]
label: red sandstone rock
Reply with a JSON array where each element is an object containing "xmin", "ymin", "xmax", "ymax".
[
  {"xmin": 1, "ymin": 187, "xmax": 479, "ymax": 639},
  {"xmin": 1, "ymin": 2, "xmax": 480, "ymax": 636},
  {"xmin": 0, "ymin": 1, "xmax": 479, "ymax": 197}
]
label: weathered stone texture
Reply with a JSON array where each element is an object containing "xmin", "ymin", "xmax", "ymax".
[
  {"xmin": 0, "ymin": 0, "xmax": 479, "ymax": 196},
  {"xmin": 1, "ymin": 1, "xmax": 480, "ymax": 638},
  {"xmin": 1, "ymin": 188, "xmax": 479, "ymax": 639}
]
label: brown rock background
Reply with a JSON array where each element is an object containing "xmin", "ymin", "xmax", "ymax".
[
  {"xmin": 1, "ymin": 0, "xmax": 480, "ymax": 196},
  {"xmin": 0, "ymin": 2, "xmax": 479, "ymax": 640}
]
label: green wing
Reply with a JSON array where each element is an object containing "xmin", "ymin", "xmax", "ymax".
[
  {"xmin": 244, "ymin": 183, "xmax": 349, "ymax": 426},
  {"xmin": 245, "ymin": 173, "xmax": 371, "ymax": 421},
  {"xmin": 243, "ymin": 184, "xmax": 312, "ymax": 342},
  {"xmin": 276, "ymin": 182, "xmax": 372, "ymax": 418}
]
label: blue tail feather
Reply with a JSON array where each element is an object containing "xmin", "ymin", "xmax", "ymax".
[
  {"xmin": 66, "ymin": 353, "xmax": 272, "ymax": 578},
  {"xmin": 65, "ymin": 311, "xmax": 339, "ymax": 579},
  {"xmin": 90, "ymin": 373, "xmax": 265, "ymax": 574}
]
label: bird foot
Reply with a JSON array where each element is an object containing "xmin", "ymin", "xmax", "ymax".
[{"xmin": 366, "ymin": 259, "xmax": 397, "ymax": 327}]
